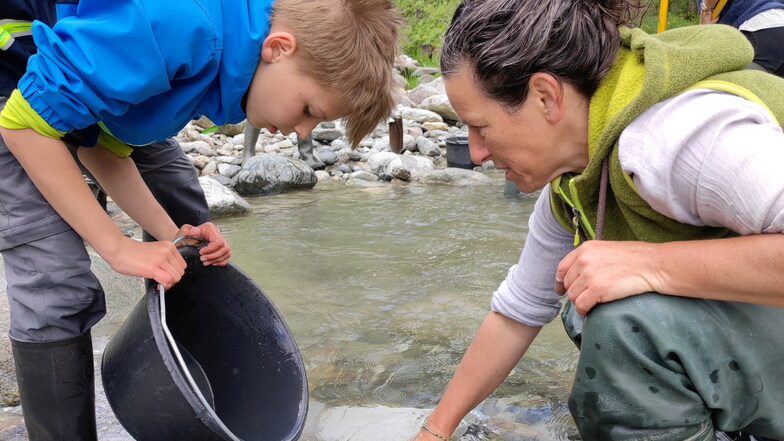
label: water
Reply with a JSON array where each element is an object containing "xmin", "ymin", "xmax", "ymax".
[{"xmin": 0, "ymin": 172, "xmax": 581, "ymax": 440}]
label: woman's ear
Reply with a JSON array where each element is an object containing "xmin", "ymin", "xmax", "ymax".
[
  {"xmin": 529, "ymin": 73, "xmax": 565, "ymax": 122},
  {"xmin": 260, "ymin": 32, "xmax": 298, "ymax": 63}
]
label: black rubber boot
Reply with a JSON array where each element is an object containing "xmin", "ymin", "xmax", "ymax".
[{"xmin": 11, "ymin": 331, "xmax": 98, "ymax": 441}]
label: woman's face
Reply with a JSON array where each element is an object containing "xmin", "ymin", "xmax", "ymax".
[{"xmin": 444, "ymin": 67, "xmax": 589, "ymax": 193}]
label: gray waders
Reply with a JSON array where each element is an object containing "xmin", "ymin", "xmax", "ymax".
[{"xmin": 563, "ymin": 293, "xmax": 784, "ymax": 441}]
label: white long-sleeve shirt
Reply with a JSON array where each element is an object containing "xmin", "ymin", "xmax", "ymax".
[{"xmin": 491, "ymin": 89, "xmax": 784, "ymax": 327}]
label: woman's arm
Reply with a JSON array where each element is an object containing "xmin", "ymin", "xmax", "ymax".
[
  {"xmin": 411, "ymin": 312, "xmax": 541, "ymax": 440},
  {"xmin": 0, "ymin": 127, "xmax": 186, "ymax": 287},
  {"xmin": 557, "ymin": 236, "xmax": 784, "ymax": 315}
]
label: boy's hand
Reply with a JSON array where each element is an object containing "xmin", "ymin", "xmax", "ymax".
[
  {"xmin": 177, "ymin": 223, "xmax": 231, "ymax": 266},
  {"xmin": 104, "ymin": 237, "xmax": 186, "ymax": 290}
]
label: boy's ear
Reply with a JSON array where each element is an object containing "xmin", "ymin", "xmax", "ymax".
[{"xmin": 261, "ymin": 32, "xmax": 298, "ymax": 63}]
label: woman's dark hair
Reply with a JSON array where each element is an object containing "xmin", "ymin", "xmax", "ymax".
[{"xmin": 441, "ymin": 0, "xmax": 640, "ymax": 110}]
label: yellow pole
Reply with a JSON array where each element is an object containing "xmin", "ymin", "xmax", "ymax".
[{"xmin": 657, "ymin": 0, "xmax": 669, "ymax": 33}]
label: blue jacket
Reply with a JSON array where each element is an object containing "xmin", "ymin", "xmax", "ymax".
[
  {"xmin": 718, "ymin": 0, "xmax": 784, "ymax": 27},
  {"xmin": 0, "ymin": 0, "xmax": 56, "ymax": 98},
  {"xmin": 2, "ymin": 0, "xmax": 273, "ymax": 145}
]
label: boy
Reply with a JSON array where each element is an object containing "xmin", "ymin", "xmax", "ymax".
[{"xmin": 0, "ymin": 0, "xmax": 402, "ymax": 439}]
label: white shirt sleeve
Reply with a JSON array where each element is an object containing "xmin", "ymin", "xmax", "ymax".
[
  {"xmin": 619, "ymin": 89, "xmax": 784, "ymax": 235},
  {"xmin": 491, "ymin": 187, "xmax": 575, "ymax": 327}
]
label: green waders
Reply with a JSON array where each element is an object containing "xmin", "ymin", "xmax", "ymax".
[{"xmin": 564, "ymin": 293, "xmax": 784, "ymax": 441}]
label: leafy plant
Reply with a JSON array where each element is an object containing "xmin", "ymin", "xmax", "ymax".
[
  {"xmin": 399, "ymin": 68, "xmax": 420, "ymax": 90},
  {"xmin": 395, "ymin": 0, "xmax": 460, "ymax": 66}
]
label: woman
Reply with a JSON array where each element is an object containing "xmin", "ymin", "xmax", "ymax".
[{"xmin": 411, "ymin": 0, "xmax": 784, "ymax": 439}]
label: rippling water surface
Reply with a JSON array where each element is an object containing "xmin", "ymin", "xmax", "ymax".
[{"xmin": 1, "ymin": 172, "xmax": 580, "ymax": 440}]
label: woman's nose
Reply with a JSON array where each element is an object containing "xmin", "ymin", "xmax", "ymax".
[{"xmin": 468, "ymin": 130, "xmax": 490, "ymax": 164}]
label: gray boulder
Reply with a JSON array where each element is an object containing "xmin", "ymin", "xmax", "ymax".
[
  {"xmin": 407, "ymin": 77, "xmax": 445, "ymax": 107},
  {"xmin": 420, "ymin": 168, "xmax": 493, "ymax": 185},
  {"xmin": 215, "ymin": 122, "xmax": 245, "ymax": 137},
  {"xmin": 199, "ymin": 176, "xmax": 252, "ymax": 217},
  {"xmin": 311, "ymin": 127, "xmax": 343, "ymax": 143},
  {"xmin": 415, "ymin": 136, "xmax": 441, "ymax": 157},
  {"xmin": 315, "ymin": 148, "xmax": 339, "ymax": 166},
  {"xmin": 217, "ymin": 163, "xmax": 242, "ymax": 179},
  {"xmin": 191, "ymin": 140, "xmax": 216, "ymax": 156},
  {"xmin": 401, "ymin": 134, "xmax": 417, "ymax": 152},
  {"xmin": 420, "ymin": 94, "xmax": 460, "ymax": 122},
  {"xmin": 397, "ymin": 106, "xmax": 443, "ymax": 124},
  {"xmin": 367, "ymin": 152, "xmax": 434, "ymax": 182},
  {"xmin": 233, "ymin": 154, "xmax": 317, "ymax": 196}
]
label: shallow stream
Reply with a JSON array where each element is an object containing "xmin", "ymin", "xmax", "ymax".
[{"xmin": 0, "ymin": 171, "xmax": 580, "ymax": 440}]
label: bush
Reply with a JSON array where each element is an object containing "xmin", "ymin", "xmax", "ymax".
[
  {"xmin": 395, "ymin": 0, "xmax": 697, "ymax": 66},
  {"xmin": 395, "ymin": 0, "xmax": 460, "ymax": 66}
]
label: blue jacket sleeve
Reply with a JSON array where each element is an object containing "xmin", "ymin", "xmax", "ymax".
[{"xmin": 18, "ymin": 0, "xmax": 221, "ymax": 133}]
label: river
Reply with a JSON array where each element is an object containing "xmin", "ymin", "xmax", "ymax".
[{"xmin": 0, "ymin": 171, "xmax": 580, "ymax": 440}]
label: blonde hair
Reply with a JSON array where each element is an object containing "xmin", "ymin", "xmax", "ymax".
[{"xmin": 274, "ymin": 0, "xmax": 402, "ymax": 146}]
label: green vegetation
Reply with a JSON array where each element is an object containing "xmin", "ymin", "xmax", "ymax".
[
  {"xmin": 395, "ymin": 0, "xmax": 699, "ymax": 68},
  {"xmin": 399, "ymin": 68, "xmax": 421, "ymax": 90},
  {"xmin": 640, "ymin": 11, "xmax": 699, "ymax": 33},
  {"xmin": 639, "ymin": 0, "xmax": 700, "ymax": 33},
  {"xmin": 395, "ymin": 0, "xmax": 460, "ymax": 67}
]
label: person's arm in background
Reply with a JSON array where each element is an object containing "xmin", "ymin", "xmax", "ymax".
[
  {"xmin": 0, "ymin": 127, "xmax": 187, "ymax": 288},
  {"xmin": 77, "ymin": 144, "xmax": 230, "ymax": 265},
  {"xmin": 699, "ymin": 0, "xmax": 720, "ymax": 24}
]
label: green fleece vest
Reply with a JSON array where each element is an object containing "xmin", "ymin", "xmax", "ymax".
[{"xmin": 550, "ymin": 25, "xmax": 784, "ymax": 244}]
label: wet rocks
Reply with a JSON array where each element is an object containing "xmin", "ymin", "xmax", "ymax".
[
  {"xmin": 419, "ymin": 168, "xmax": 493, "ymax": 186},
  {"xmin": 199, "ymin": 176, "xmax": 252, "ymax": 217},
  {"xmin": 171, "ymin": 54, "xmax": 497, "ymax": 217},
  {"xmin": 233, "ymin": 155, "xmax": 317, "ymax": 196},
  {"xmin": 368, "ymin": 152, "xmax": 435, "ymax": 181}
]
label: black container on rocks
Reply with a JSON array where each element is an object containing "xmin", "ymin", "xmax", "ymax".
[
  {"xmin": 445, "ymin": 136, "xmax": 479, "ymax": 169},
  {"xmin": 101, "ymin": 242, "xmax": 308, "ymax": 441}
]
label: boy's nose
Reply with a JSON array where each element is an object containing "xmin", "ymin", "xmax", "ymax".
[{"xmin": 294, "ymin": 120, "xmax": 320, "ymax": 139}]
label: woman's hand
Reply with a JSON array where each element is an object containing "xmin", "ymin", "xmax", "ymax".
[
  {"xmin": 555, "ymin": 240, "xmax": 664, "ymax": 315},
  {"xmin": 177, "ymin": 222, "xmax": 231, "ymax": 266}
]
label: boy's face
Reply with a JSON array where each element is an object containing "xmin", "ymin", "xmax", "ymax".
[{"xmin": 245, "ymin": 31, "xmax": 345, "ymax": 138}]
